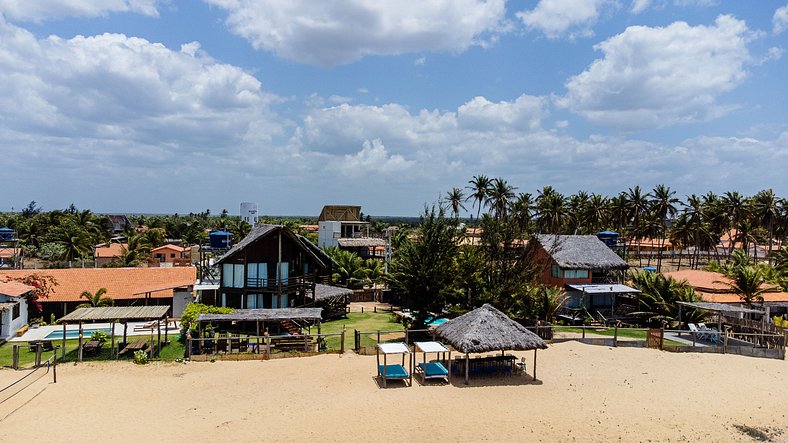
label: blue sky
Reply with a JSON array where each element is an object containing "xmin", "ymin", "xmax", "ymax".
[{"xmin": 1, "ymin": 0, "xmax": 786, "ymax": 216}]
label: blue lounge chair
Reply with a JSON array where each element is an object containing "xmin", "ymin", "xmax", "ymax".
[
  {"xmin": 378, "ymin": 364, "xmax": 409, "ymax": 379},
  {"xmin": 416, "ymin": 361, "xmax": 449, "ymax": 383}
]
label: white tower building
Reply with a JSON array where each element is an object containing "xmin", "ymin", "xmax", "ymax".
[{"xmin": 240, "ymin": 202, "xmax": 258, "ymax": 227}]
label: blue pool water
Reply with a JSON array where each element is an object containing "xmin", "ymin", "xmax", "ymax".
[
  {"xmin": 45, "ymin": 327, "xmax": 113, "ymax": 340},
  {"xmin": 426, "ymin": 317, "xmax": 448, "ymax": 326}
]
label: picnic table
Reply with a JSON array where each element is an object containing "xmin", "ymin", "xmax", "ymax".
[
  {"xmin": 82, "ymin": 340, "xmax": 103, "ymax": 355},
  {"xmin": 118, "ymin": 338, "xmax": 148, "ymax": 356}
]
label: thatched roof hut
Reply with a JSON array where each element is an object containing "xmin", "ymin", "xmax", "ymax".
[
  {"xmin": 435, "ymin": 304, "xmax": 548, "ymax": 384},
  {"xmin": 435, "ymin": 304, "xmax": 547, "ymax": 354},
  {"xmin": 536, "ymin": 234, "xmax": 627, "ymax": 270}
]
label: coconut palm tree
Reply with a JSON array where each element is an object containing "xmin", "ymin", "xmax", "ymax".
[
  {"xmin": 714, "ymin": 265, "xmax": 775, "ymax": 308},
  {"xmin": 629, "ymin": 270, "xmax": 705, "ymax": 325},
  {"xmin": 753, "ymin": 189, "xmax": 781, "ymax": 264},
  {"xmin": 626, "ymin": 186, "xmax": 651, "ymax": 257},
  {"xmin": 586, "ymin": 193, "xmax": 609, "ymax": 234},
  {"xmin": 485, "ymin": 178, "xmax": 516, "ymax": 219},
  {"xmin": 650, "ymin": 184, "xmax": 679, "ymax": 271},
  {"xmin": 77, "ymin": 287, "xmax": 114, "ymax": 308},
  {"xmin": 445, "ymin": 187, "xmax": 466, "ymax": 218},
  {"xmin": 466, "ymin": 175, "xmax": 491, "ymax": 223},
  {"xmin": 511, "ymin": 192, "xmax": 534, "ymax": 233},
  {"xmin": 535, "ymin": 186, "xmax": 566, "ymax": 234}
]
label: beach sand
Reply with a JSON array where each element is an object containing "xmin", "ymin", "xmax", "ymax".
[{"xmin": 1, "ymin": 341, "xmax": 786, "ymax": 442}]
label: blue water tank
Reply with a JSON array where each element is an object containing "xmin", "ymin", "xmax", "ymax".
[
  {"xmin": 595, "ymin": 231, "xmax": 618, "ymax": 247},
  {"xmin": 209, "ymin": 231, "xmax": 232, "ymax": 248},
  {"xmin": 0, "ymin": 228, "xmax": 15, "ymax": 242}
]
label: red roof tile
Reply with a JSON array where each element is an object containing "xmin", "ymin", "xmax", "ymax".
[{"xmin": 0, "ymin": 267, "xmax": 195, "ymax": 302}]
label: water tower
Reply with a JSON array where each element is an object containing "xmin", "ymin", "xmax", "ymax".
[{"xmin": 240, "ymin": 202, "xmax": 258, "ymax": 227}]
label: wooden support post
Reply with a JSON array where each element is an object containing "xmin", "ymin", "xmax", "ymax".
[
  {"xmin": 613, "ymin": 323, "xmax": 618, "ymax": 347},
  {"xmin": 52, "ymin": 347, "xmax": 57, "ymax": 383},
  {"xmin": 723, "ymin": 327, "xmax": 728, "ymax": 354},
  {"xmin": 110, "ymin": 320, "xmax": 116, "ymax": 358},
  {"xmin": 405, "ymin": 329, "xmax": 409, "ymax": 346},
  {"xmin": 35, "ymin": 342, "xmax": 42, "ymax": 367},
  {"xmin": 582, "ymin": 326, "xmax": 585, "ymax": 339},
  {"xmin": 123, "ymin": 322, "xmax": 128, "ymax": 348},
  {"xmin": 61, "ymin": 322, "xmax": 67, "ymax": 360},
  {"xmin": 12, "ymin": 345, "xmax": 19, "ymax": 370},
  {"xmin": 464, "ymin": 353, "xmax": 469, "ymax": 385},
  {"xmin": 77, "ymin": 321, "xmax": 83, "ymax": 363},
  {"xmin": 377, "ymin": 330, "xmax": 380, "ymax": 345},
  {"xmin": 533, "ymin": 349, "xmax": 539, "ymax": 381},
  {"xmin": 340, "ymin": 330, "xmax": 345, "ymax": 354},
  {"xmin": 164, "ymin": 315, "xmax": 169, "ymax": 345},
  {"xmin": 157, "ymin": 319, "xmax": 162, "ymax": 356}
]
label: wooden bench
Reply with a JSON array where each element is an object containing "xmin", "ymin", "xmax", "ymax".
[{"xmin": 118, "ymin": 339, "xmax": 148, "ymax": 356}]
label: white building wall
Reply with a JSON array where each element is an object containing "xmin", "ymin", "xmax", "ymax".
[
  {"xmin": 0, "ymin": 295, "xmax": 27, "ymax": 341},
  {"xmin": 318, "ymin": 221, "xmax": 341, "ymax": 248},
  {"xmin": 240, "ymin": 202, "xmax": 259, "ymax": 227},
  {"xmin": 172, "ymin": 290, "xmax": 194, "ymax": 319}
]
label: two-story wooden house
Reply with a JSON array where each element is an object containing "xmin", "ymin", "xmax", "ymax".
[
  {"xmin": 210, "ymin": 225, "xmax": 348, "ymax": 318},
  {"xmin": 531, "ymin": 235, "xmax": 638, "ymax": 319}
]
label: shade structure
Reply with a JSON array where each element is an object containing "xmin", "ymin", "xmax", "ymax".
[
  {"xmin": 435, "ymin": 304, "xmax": 547, "ymax": 354},
  {"xmin": 435, "ymin": 304, "xmax": 548, "ymax": 384},
  {"xmin": 376, "ymin": 342, "xmax": 412, "ymax": 387},
  {"xmin": 414, "ymin": 341, "xmax": 451, "ymax": 384}
]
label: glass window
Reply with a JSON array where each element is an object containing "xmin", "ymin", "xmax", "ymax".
[
  {"xmin": 551, "ymin": 264, "xmax": 561, "ymax": 278},
  {"xmin": 222, "ymin": 264, "xmax": 233, "ymax": 287},
  {"xmin": 247, "ymin": 263, "xmax": 258, "ymax": 287},
  {"xmin": 233, "ymin": 264, "xmax": 244, "ymax": 288},
  {"xmin": 12, "ymin": 302, "xmax": 20, "ymax": 320},
  {"xmin": 563, "ymin": 269, "xmax": 589, "ymax": 279}
]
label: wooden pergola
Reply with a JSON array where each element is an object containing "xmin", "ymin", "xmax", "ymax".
[{"xmin": 58, "ymin": 306, "xmax": 170, "ymax": 362}]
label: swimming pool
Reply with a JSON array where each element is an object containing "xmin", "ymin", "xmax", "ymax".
[
  {"xmin": 426, "ymin": 317, "xmax": 448, "ymax": 326},
  {"xmin": 45, "ymin": 327, "xmax": 113, "ymax": 340}
]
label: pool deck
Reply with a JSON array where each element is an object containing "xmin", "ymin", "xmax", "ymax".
[{"xmin": 10, "ymin": 321, "xmax": 180, "ymax": 342}]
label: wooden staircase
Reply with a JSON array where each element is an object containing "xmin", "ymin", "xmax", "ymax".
[{"xmin": 280, "ymin": 321, "xmax": 303, "ymax": 336}]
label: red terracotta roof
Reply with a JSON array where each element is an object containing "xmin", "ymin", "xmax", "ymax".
[
  {"xmin": 0, "ymin": 279, "xmax": 34, "ymax": 297},
  {"xmin": 151, "ymin": 244, "xmax": 190, "ymax": 253},
  {"xmin": 664, "ymin": 270, "xmax": 729, "ymax": 292},
  {"xmin": 94, "ymin": 243, "xmax": 126, "ymax": 258},
  {"xmin": 0, "ymin": 267, "xmax": 195, "ymax": 302}
]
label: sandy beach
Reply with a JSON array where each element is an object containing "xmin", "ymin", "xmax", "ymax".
[{"xmin": 1, "ymin": 341, "xmax": 786, "ymax": 442}]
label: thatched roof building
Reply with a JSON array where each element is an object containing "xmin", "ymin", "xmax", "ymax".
[
  {"xmin": 536, "ymin": 235, "xmax": 627, "ymax": 270},
  {"xmin": 435, "ymin": 304, "xmax": 547, "ymax": 354}
]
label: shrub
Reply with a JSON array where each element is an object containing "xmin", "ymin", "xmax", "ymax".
[
  {"xmin": 90, "ymin": 330, "xmax": 110, "ymax": 344},
  {"xmin": 180, "ymin": 303, "xmax": 233, "ymax": 337},
  {"xmin": 133, "ymin": 350, "xmax": 149, "ymax": 365}
]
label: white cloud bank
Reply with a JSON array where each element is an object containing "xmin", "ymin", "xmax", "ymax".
[
  {"xmin": 0, "ymin": 0, "xmax": 160, "ymax": 21},
  {"xmin": 0, "ymin": 17, "xmax": 283, "ymax": 174},
  {"xmin": 517, "ymin": 0, "xmax": 608, "ymax": 39},
  {"xmin": 557, "ymin": 15, "xmax": 754, "ymax": 130},
  {"xmin": 203, "ymin": 0, "xmax": 507, "ymax": 66},
  {"xmin": 774, "ymin": 4, "xmax": 788, "ymax": 35}
]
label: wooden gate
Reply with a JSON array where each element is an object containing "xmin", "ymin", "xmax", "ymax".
[{"xmin": 646, "ymin": 328, "xmax": 664, "ymax": 350}]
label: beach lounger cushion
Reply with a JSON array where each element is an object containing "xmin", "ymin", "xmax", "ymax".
[
  {"xmin": 378, "ymin": 364, "xmax": 409, "ymax": 379},
  {"xmin": 417, "ymin": 362, "xmax": 448, "ymax": 378}
]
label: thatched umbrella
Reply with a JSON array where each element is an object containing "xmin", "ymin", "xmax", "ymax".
[{"xmin": 435, "ymin": 303, "xmax": 548, "ymax": 384}]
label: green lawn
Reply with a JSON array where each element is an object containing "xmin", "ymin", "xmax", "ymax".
[
  {"xmin": 557, "ymin": 327, "xmax": 689, "ymax": 346},
  {"xmin": 0, "ymin": 337, "xmax": 186, "ymax": 368},
  {"xmin": 317, "ymin": 312, "xmax": 404, "ymax": 351}
]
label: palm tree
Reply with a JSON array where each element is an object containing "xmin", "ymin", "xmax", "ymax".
[
  {"xmin": 628, "ymin": 270, "xmax": 705, "ymax": 325},
  {"xmin": 722, "ymin": 191, "xmax": 748, "ymax": 252},
  {"xmin": 511, "ymin": 192, "xmax": 534, "ymax": 233},
  {"xmin": 466, "ymin": 175, "xmax": 491, "ymax": 223},
  {"xmin": 714, "ymin": 265, "xmax": 774, "ymax": 308},
  {"xmin": 445, "ymin": 187, "xmax": 466, "ymax": 218},
  {"xmin": 77, "ymin": 287, "xmax": 114, "ymax": 308},
  {"xmin": 651, "ymin": 184, "xmax": 679, "ymax": 271},
  {"xmin": 586, "ymin": 193, "xmax": 609, "ymax": 234},
  {"xmin": 753, "ymin": 189, "xmax": 781, "ymax": 264},
  {"xmin": 485, "ymin": 178, "xmax": 516, "ymax": 219},
  {"xmin": 324, "ymin": 248, "xmax": 369, "ymax": 287},
  {"xmin": 535, "ymin": 186, "xmax": 566, "ymax": 234},
  {"xmin": 567, "ymin": 191, "xmax": 590, "ymax": 234},
  {"xmin": 626, "ymin": 186, "xmax": 651, "ymax": 259}
]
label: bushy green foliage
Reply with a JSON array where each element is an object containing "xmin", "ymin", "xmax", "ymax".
[
  {"xmin": 90, "ymin": 330, "xmax": 110, "ymax": 344},
  {"xmin": 628, "ymin": 270, "xmax": 705, "ymax": 324},
  {"xmin": 180, "ymin": 303, "xmax": 233, "ymax": 335},
  {"xmin": 133, "ymin": 350, "xmax": 149, "ymax": 365}
]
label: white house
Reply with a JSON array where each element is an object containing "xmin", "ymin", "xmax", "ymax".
[{"xmin": 0, "ymin": 280, "xmax": 31, "ymax": 341}]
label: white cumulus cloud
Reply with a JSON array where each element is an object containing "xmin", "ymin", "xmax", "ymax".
[
  {"xmin": 0, "ymin": 17, "xmax": 284, "ymax": 174},
  {"xmin": 517, "ymin": 0, "xmax": 608, "ymax": 39},
  {"xmin": 557, "ymin": 15, "xmax": 754, "ymax": 130},
  {"xmin": 203, "ymin": 0, "xmax": 507, "ymax": 66},
  {"xmin": 774, "ymin": 4, "xmax": 788, "ymax": 34},
  {"xmin": 0, "ymin": 0, "xmax": 160, "ymax": 21}
]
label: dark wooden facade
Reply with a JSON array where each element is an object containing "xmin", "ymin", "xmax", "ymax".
[{"xmin": 211, "ymin": 226, "xmax": 332, "ymax": 310}]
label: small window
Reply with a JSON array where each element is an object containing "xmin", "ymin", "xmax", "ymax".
[
  {"xmin": 12, "ymin": 302, "xmax": 20, "ymax": 320},
  {"xmin": 170, "ymin": 253, "xmax": 176, "ymax": 258},
  {"xmin": 551, "ymin": 264, "xmax": 561, "ymax": 278}
]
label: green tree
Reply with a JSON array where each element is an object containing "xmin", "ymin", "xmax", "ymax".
[
  {"xmin": 466, "ymin": 175, "xmax": 491, "ymax": 223},
  {"xmin": 323, "ymin": 248, "xmax": 369, "ymax": 287},
  {"xmin": 445, "ymin": 187, "xmax": 466, "ymax": 218},
  {"xmin": 385, "ymin": 206, "xmax": 461, "ymax": 327},
  {"xmin": 77, "ymin": 287, "xmax": 114, "ymax": 308}
]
